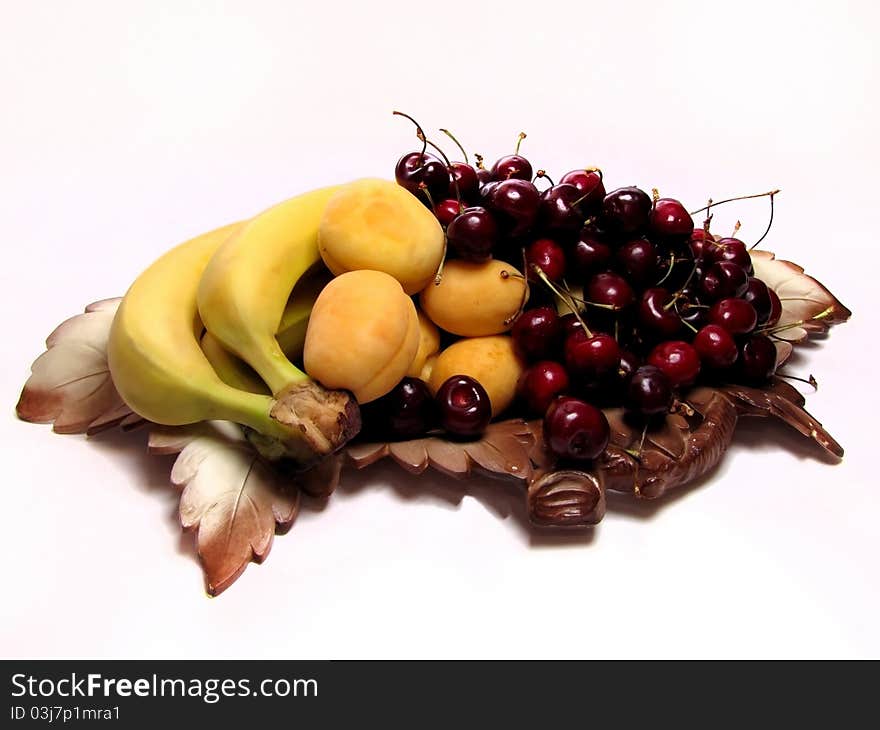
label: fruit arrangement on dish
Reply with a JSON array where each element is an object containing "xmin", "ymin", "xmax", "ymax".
[{"xmin": 17, "ymin": 113, "xmax": 850, "ymax": 595}]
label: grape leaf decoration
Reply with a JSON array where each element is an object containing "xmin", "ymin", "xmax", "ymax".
[
  {"xmin": 148, "ymin": 422, "xmax": 301, "ymax": 597},
  {"xmin": 16, "ymin": 298, "xmax": 143, "ymax": 434}
]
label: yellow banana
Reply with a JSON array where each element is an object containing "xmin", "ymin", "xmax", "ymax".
[
  {"xmin": 201, "ymin": 265, "xmax": 331, "ymax": 395},
  {"xmin": 197, "ymin": 186, "xmax": 340, "ymax": 395},
  {"xmin": 108, "ymin": 220, "xmax": 358, "ymax": 464}
]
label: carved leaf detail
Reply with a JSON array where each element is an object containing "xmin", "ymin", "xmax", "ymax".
[
  {"xmin": 527, "ymin": 470, "xmax": 605, "ymax": 527},
  {"xmin": 751, "ymin": 249, "xmax": 852, "ymax": 342},
  {"xmin": 148, "ymin": 422, "xmax": 300, "ymax": 596},
  {"xmin": 346, "ymin": 420, "xmax": 535, "ymax": 483},
  {"xmin": 16, "ymin": 298, "xmax": 144, "ymax": 434}
]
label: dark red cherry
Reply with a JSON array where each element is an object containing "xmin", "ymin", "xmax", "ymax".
[
  {"xmin": 491, "ymin": 154, "xmax": 533, "ymax": 182},
  {"xmin": 486, "ymin": 179, "xmax": 541, "ymax": 237},
  {"xmin": 743, "ymin": 277, "xmax": 772, "ymax": 324},
  {"xmin": 519, "ymin": 361, "xmax": 570, "ymax": 415},
  {"xmin": 766, "ymin": 288, "xmax": 782, "ymax": 327},
  {"xmin": 538, "ymin": 184, "xmax": 585, "ymax": 236},
  {"xmin": 678, "ymin": 300, "xmax": 708, "ymax": 332},
  {"xmin": 708, "ymin": 237, "xmax": 753, "ymax": 275},
  {"xmin": 626, "ymin": 365, "xmax": 672, "ymax": 416},
  {"xmin": 564, "ymin": 330, "xmax": 621, "ymax": 380},
  {"xmin": 362, "ymin": 377, "xmax": 436, "ymax": 440},
  {"xmin": 737, "ymin": 335, "xmax": 777, "ymax": 383},
  {"xmin": 559, "ymin": 169, "xmax": 605, "ymax": 210},
  {"xmin": 647, "ymin": 340, "xmax": 701, "ymax": 388},
  {"xmin": 526, "ymin": 238, "xmax": 566, "ymax": 281},
  {"xmin": 649, "ymin": 198, "xmax": 694, "ymax": 241},
  {"xmin": 616, "ymin": 238, "xmax": 659, "ymax": 288},
  {"xmin": 436, "ymin": 375, "xmax": 492, "ymax": 437},
  {"xmin": 692, "ymin": 324, "xmax": 738, "ymax": 369},
  {"xmin": 690, "ymin": 233, "xmax": 711, "ymax": 262},
  {"xmin": 571, "ymin": 236, "xmax": 612, "ymax": 282},
  {"xmin": 700, "ymin": 261, "xmax": 749, "ymax": 301},
  {"xmin": 587, "ymin": 272, "xmax": 635, "ymax": 310},
  {"xmin": 617, "ymin": 350, "xmax": 641, "ymax": 381},
  {"xmin": 543, "ymin": 396, "xmax": 610, "ymax": 461},
  {"xmin": 601, "ymin": 186, "xmax": 652, "ymax": 235},
  {"xmin": 448, "ymin": 162, "xmax": 479, "ymax": 200},
  {"xmin": 709, "ymin": 297, "xmax": 758, "ymax": 335},
  {"xmin": 512, "ymin": 307, "xmax": 563, "ymax": 361},
  {"xmin": 435, "ymin": 198, "xmax": 461, "ymax": 227},
  {"xmin": 476, "ymin": 168, "xmax": 493, "ymax": 185},
  {"xmin": 395, "ymin": 151, "xmax": 449, "ymax": 200},
  {"xmin": 560, "ymin": 312, "xmax": 586, "ymax": 338},
  {"xmin": 446, "ymin": 206, "xmax": 498, "ymax": 262},
  {"xmin": 638, "ymin": 288, "xmax": 682, "ymax": 339}
]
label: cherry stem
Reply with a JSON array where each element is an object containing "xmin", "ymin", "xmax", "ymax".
[
  {"xmin": 776, "ymin": 372, "xmax": 819, "ymax": 391},
  {"xmin": 474, "ymin": 153, "xmax": 485, "ymax": 170},
  {"xmin": 515, "ymin": 132, "xmax": 527, "ymax": 155},
  {"xmin": 568, "ymin": 294, "xmax": 621, "ymax": 312},
  {"xmin": 749, "ymin": 190, "xmax": 778, "ymax": 250},
  {"xmin": 651, "ymin": 188, "xmax": 660, "ymax": 203},
  {"xmin": 392, "ymin": 110, "xmax": 428, "ymax": 162},
  {"xmin": 757, "ymin": 306, "xmax": 834, "ymax": 335},
  {"xmin": 425, "ymin": 139, "xmax": 462, "ymax": 205},
  {"xmin": 663, "ymin": 262, "xmax": 699, "ymax": 310},
  {"xmin": 530, "ymin": 265, "xmax": 593, "ymax": 336},
  {"xmin": 654, "ymin": 253, "xmax": 677, "ymax": 286},
  {"xmin": 434, "ymin": 237, "xmax": 447, "ymax": 286},
  {"xmin": 533, "ymin": 169, "xmax": 555, "ymax": 187},
  {"xmin": 732, "ymin": 221, "xmax": 742, "ymax": 237},
  {"xmin": 418, "ymin": 182, "xmax": 437, "ymax": 215},
  {"xmin": 689, "ymin": 189, "xmax": 780, "ymax": 216},
  {"xmin": 439, "ymin": 128, "xmax": 469, "ymax": 164},
  {"xmin": 673, "ymin": 302, "xmax": 699, "ymax": 333},
  {"xmin": 501, "ymin": 258, "xmax": 531, "ymax": 325}
]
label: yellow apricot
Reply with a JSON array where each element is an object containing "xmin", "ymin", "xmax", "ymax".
[
  {"xmin": 420, "ymin": 259, "xmax": 526, "ymax": 337},
  {"xmin": 428, "ymin": 336, "xmax": 525, "ymax": 416},
  {"xmin": 406, "ymin": 310, "xmax": 441, "ymax": 378},
  {"xmin": 304, "ymin": 270, "xmax": 420, "ymax": 403},
  {"xmin": 318, "ymin": 179, "xmax": 445, "ymax": 295}
]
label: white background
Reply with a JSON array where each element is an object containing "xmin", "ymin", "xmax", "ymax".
[{"xmin": 1, "ymin": 0, "xmax": 877, "ymax": 658}]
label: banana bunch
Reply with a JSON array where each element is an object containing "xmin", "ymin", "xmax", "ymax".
[{"xmin": 108, "ymin": 186, "xmax": 360, "ymax": 466}]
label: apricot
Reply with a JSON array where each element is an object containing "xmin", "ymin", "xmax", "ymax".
[
  {"xmin": 406, "ymin": 310, "xmax": 441, "ymax": 378},
  {"xmin": 420, "ymin": 259, "xmax": 526, "ymax": 337},
  {"xmin": 318, "ymin": 179, "xmax": 445, "ymax": 295},
  {"xmin": 304, "ymin": 270, "xmax": 420, "ymax": 403},
  {"xmin": 428, "ymin": 336, "xmax": 525, "ymax": 416}
]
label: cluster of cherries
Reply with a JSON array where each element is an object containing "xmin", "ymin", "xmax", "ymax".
[{"xmin": 365, "ymin": 115, "xmax": 786, "ymax": 463}]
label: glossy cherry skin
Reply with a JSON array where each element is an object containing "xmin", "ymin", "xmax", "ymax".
[
  {"xmin": 564, "ymin": 330, "xmax": 621, "ymax": 380},
  {"xmin": 616, "ymin": 238, "xmax": 659, "ymax": 288},
  {"xmin": 560, "ymin": 312, "xmax": 586, "ymax": 338},
  {"xmin": 519, "ymin": 361, "xmax": 570, "ymax": 415},
  {"xmin": 692, "ymin": 324, "xmax": 738, "ymax": 369},
  {"xmin": 708, "ymin": 237, "xmax": 754, "ymax": 275},
  {"xmin": 538, "ymin": 183, "xmax": 585, "ymax": 236},
  {"xmin": 601, "ymin": 186, "xmax": 653, "ymax": 235},
  {"xmin": 649, "ymin": 197, "xmax": 694, "ymax": 241},
  {"xmin": 678, "ymin": 300, "xmax": 708, "ymax": 332},
  {"xmin": 383, "ymin": 377, "xmax": 438, "ymax": 439},
  {"xmin": 560, "ymin": 169, "xmax": 605, "ymax": 210},
  {"xmin": 526, "ymin": 238, "xmax": 566, "ymax": 281},
  {"xmin": 448, "ymin": 162, "xmax": 479, "ymax": 200},
  {"xmin": 709, "ymin": 297, "xmax": 758, "ymax": 334},
  {"xmin": 766, "ymin": 288, "xmax": 782, "ymax": 327},
  {"xmin": 491, "ymin": 154, "xmax": 533, "ymax": 182},
  {"xmin": 446, "ymin": 206, "xmax": 498, "ymax": 261},
  {"xmin": 647, "ymin": 340, "xmax": 701, "ymax": 388},
  {"xmin": 737, "ymin": 335, "xmax": 777, "ymax": 383},
  {"xmin": 571, "ymin": 236, "xmax": 612, "ymax": 282},
  {"xmin": 435, "ymin": 198, "xmax": 461, "ymax": 227},
  {"xmin": 512, "ymin": 307, "xmax": 563, "ymax": 362},
  {"xmin": 395, "ymin": 151, "xmax": 450, "ymax": 200},
  {"xmin": 435, "ymin": 375, "xmax": 492, "ymax": 437},
  {"xmin": 587, "ymin": 272, "xmax": 635, "ymax": 310},
  {"xmin": 543, "ymin": 396, "xmax": 610, "ymax": 461},
  {"xmin": 700, "ymin": 261, "xmax": 749, "ymax": 301},
  {"xmin": 486, "ymin": 179, "xmax": 541, "ymax": 237},
  {"xmin": 638, "ymin": 288, "xmax": 681, "ymax": 339},
  {"xmin": 476, "ymin": 168, "xmax": 493, "ymax": 185},
  {"xmin": 743, "ymin": 277, "xmax": 772, "ymax": 324},
  {"xmin": 626, "ymin": 365, "xmax": 673, "ymax": 416},
  {"xmin": 690, "ymin": 233, "xmax": 711, "ymax": 262}
]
